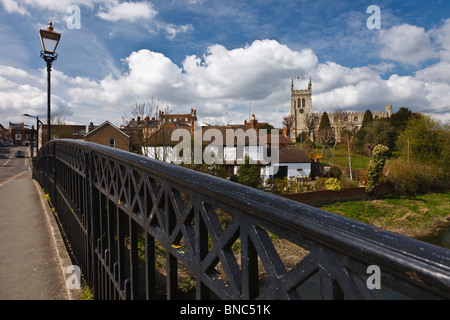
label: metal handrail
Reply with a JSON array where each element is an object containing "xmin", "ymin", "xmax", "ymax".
[{"xmin": 35, "ymin": 139, "xmax": 450, "ymax": 300}]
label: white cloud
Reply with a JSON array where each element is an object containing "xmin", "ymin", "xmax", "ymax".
[
  {"xmin": 379, "ymin": 24, "xmax": 437, "ymax": 66},
  {"xmin": 0, "ymin": 0, "xmax": 30, "ymax": 15},
  {"xmin": 97, "ymin": 0, "xmax": 158, "ymax": 22},
  {"xmin": 159, "ymin": 23, "xmax": 194, "ymax": 40},
  {"xmin": 430, "ymin": 18, "xmax": 450, "ymax": 62},
  {"xmin": 182, "ymin": 40, "xmax": 318, "ymax": 100},
  {"xmin": 4, "ymin": 30, "xmax": 450, "ymax": 128}
]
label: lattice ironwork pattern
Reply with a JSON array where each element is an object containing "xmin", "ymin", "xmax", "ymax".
[{"xmin": 34, "ymin": 140, "xmax": 450, "ymax": 300}]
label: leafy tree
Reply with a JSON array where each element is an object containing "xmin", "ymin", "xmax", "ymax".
[
  {"xmin": 318, "ymin": 112, "xmax": 335, "ymax": 155},
  {"xmin": 319, "ymin": 111, "xmax": 331, "ymax": 130},
  {"xmin": 236, "ymin": 156, "xmax": 261, "ymax": 188},
  {"xmin": 365, "ymin": 144, "xmax": 389, "ymax": 196},
  {"xmin": 396, "ymin": 114, "xmax": 449, "ymax": 168},
  {"xmin": 361, "ymin": 110, "xmax": 373, "ymax": 128},
  {"xmin": 389, "ymin": 107, "xmax": 415, "ymax": 130}
]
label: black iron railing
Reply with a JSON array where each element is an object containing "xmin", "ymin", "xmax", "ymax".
[{"xmin": 34, "ymin": 140, "xmax": 450, "ymax": 300}]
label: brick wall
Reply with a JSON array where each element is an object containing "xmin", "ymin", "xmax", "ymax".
[
  {"xmin": 85, "ymin": 124, "xmax": 130, "ymax": 151},
  {"xmin": 281, "ymin": 184, "xmax": 393, "ymax": 207}
]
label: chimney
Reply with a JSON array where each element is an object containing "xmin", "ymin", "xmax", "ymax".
[
  {"xmin": 250, "ymin": 114, "xmax": 257, "ymax": 129},
  {"xmin": 145, "ymin": 116, "xmax": 150, "ymax": 125}
]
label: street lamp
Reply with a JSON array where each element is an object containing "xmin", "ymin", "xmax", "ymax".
[
  {"xmin": 23, "ymin": 113, "xmax": 44, "ymax": 153},
  {"xmin": 39, "ymin": 21, "xmax": 61, "ymax": 144}
]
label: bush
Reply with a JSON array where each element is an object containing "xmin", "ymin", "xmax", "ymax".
[
  {"xmin": 341, "ymin": 176, "xmax": 359, "ymax": 188},
  {"xmin": 326, "ymin": 166, "xmax": 342, "ymax": 179},
  {"xmin": 385, "ymin": 159, "xmax": 449, "ymax": 195},
  {"xmin": 325, "ymin": 178, "xmax": 343, "ymax": 192},
  {"xmin": 315, "ymin": 177, "xmax": 327, "ymax": 190},
  {"xmin": 365, "ymin": 144, "xmax": 389, "ymax": 196}
]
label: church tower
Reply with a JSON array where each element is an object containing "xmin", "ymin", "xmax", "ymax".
[{"xmin": 290, "ymin": 78, "xmax": 312, "ymax": 140}]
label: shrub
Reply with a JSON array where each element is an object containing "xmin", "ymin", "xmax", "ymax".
[
  {"xmin": 325, "ymin": 178, "xmax": 343, "ymax": 192},
  {"xmin": 341, "ymin": 176, "xmax": 359, "ymax": 188},
  {"xmin": 315, "ymin": 177, "xmax": 327, "ymax": 190},
  {"xmin": 384, "ymin": 159, "xmax": 449, "ymax": 195},
  {"xmin": 365, "ymin": 144, "xmax": 389, "ymax": 196},
  {"xmin": 326, "ymin": 166, "xmax": 342, "ymax": 179}
]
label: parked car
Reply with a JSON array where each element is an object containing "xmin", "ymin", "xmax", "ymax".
[{"xmin": 15, "ymin": 151, "xmax": 25, "ymax": 158}]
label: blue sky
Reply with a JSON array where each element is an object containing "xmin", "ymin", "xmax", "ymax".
[{"xmin": 1, "ymin": 0, "xmax": 450, "ymax": 129}]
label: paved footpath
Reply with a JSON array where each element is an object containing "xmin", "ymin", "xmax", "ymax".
[{"xmin": 0, "ymin": 171, "xmax": 76, "ymax": 300}]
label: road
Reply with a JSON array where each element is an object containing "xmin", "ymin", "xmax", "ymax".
[
  {"xmin": 0, "ymin": 146, "xmax": 32, "ymax": 185},
  {"xmin": 0, "ymin": 145, "xmax": 70, "ymax": 300}
]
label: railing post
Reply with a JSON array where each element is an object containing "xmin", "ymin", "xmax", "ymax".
[
  {"xmin": 85, "ymin": 149, "xmax": 99, "ymax": 299},
  {"xmin": 52, "ymin": 141, "xmax": 57, "ymax": 210},
  {"xmin": 195, "ymin": 198, "xmax": 209, "ymax": 300}
]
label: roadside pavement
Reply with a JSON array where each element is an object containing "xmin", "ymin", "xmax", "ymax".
[{"xmin": 0, "ymin": 170, "xmax": 77, "ymax": 300}]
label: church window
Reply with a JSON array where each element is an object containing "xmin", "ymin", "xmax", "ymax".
[
  {"xmin": 302, "ymin": 98, "xmax": 305, "ymax": 108},
  {"xmin": 354, "ymin": 116, "xmax": 358, "ymax": 122},
  {"xmin": 344, "ymin": 116, "xmax": 348, "ymax": 122}
]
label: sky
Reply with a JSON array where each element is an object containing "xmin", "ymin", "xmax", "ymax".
[{"xmin": 1, "ymin": 0, "xmax": 450, "ymax": 130}]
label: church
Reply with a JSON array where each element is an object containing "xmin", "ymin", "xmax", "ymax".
[{"xmin": 289, "ymin": 79, "xmax": 392, "ymax": 141}]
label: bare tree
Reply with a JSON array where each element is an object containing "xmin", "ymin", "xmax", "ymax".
[
  {"xmin": 341, "ymin": 129, "xmax": 354, "ymax": 180},
  {"xmin": 122, "ymin": 98, "xmax": 171, "ymax": 155},
  {"xmin": 282, "ymin": 114, "xmax": 294, "ymax": 137},
  {"xmin": 303, "ymin": 113, "xmax": 319, "ymax": 142}
]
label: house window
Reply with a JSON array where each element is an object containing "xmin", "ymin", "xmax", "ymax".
[{"xmin": 109, "ymin": 138, "xmax": 115, "ymax": 148}]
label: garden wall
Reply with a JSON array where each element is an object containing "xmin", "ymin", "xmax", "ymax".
[{"xmin": 281, "ymin": 184, "xmax": 394, "ymax": 207}]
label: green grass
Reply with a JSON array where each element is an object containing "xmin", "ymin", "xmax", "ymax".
[
  {"xmin": 320, "ymin": 144, "xmax": 371, "ymax": 169},
  {"xmin": 320, "ymin": 192, "xmax": 450, "ymax": 239}
]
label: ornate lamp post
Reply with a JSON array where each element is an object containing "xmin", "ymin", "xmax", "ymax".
[{"xmin": 39, "ymin": 21, "xmax": 61, "ymax": 144}]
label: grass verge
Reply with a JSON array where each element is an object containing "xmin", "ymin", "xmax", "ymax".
[{"xmin": 320, "ymin": 192, "xmax": 450, "ymax": 240}]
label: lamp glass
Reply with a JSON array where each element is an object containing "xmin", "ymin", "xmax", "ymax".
[{"xmin": 39, "ymin": 29, "xmax": 61, "ymax": 54}]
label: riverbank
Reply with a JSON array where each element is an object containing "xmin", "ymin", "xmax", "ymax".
[{"xmin": 320, "ymin": 191, "xmax": 450, "ymax": 246}]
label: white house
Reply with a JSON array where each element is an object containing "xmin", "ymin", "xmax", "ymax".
[{"xmin": 142, "ymin": 126, "xmax": 311, "ymax": 182}]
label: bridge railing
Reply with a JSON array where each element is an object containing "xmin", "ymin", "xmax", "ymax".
[{"xmin": 34, "ymin": 139, "xmax": 450, "ymax": 300}]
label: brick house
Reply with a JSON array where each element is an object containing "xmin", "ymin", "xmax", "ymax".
[
  {"xmin": 8, "ymin": 122, "xmax": 34, "ymax": 146},
  {"xmin": 39, "ymin": 124, "xmax": 89, "ymax": 146},
  {"xmin": 84, "ymin": 121, "xmax": 130, "ymax": 151}
]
